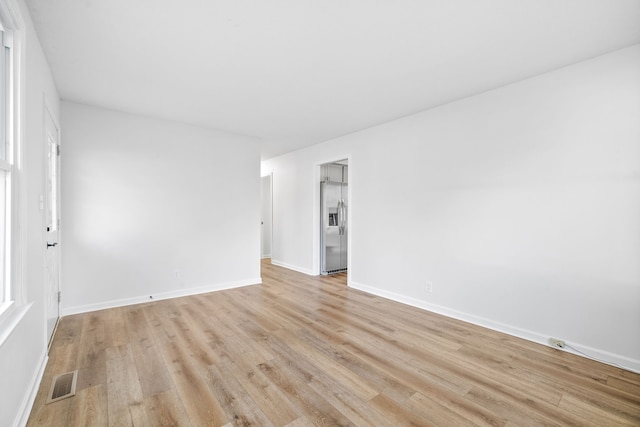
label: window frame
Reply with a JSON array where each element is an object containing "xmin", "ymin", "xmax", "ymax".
[
  {"xmin": 0, "ymin": 18, "xmax": 13, "ymax": 316},
  {"xmin": 0, "ymin": 0, "xmax": 25, "ymax": 335}
]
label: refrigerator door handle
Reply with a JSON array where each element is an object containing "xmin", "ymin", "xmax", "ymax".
[
  {"xmin": 338, "ymin": 200, "xmax": 341, "ymax": 235},
  {"xmin": 344, "ymin": 200, "xmax": 347, "ymax": 234},
  {"xmin": 337, "ymin": 200, "xmax": 343, "ymax": 235},
  {"xmin": 342, "ymin": 200, "xmax": 346, "ymax": 235},
  {"xmin": 340, "ymin": 199, "xmax": 346, "ymax": 235}
]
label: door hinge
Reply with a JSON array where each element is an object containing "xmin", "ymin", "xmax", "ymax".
[
  {"xmin": 56, "ymin": 145, "xmax": 61, "ymax": 156},
  {"xmin": 58, "ymin": 291, "xmax": 61, "ymax": 303}
]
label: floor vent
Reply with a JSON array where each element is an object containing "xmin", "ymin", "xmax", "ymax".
[{"xmin": 46, "ymin": 370, "xmax": 78, "ymax": 404}]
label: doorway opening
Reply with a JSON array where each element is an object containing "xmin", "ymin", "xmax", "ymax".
[{"xmin": 319, "ymin": 160, "xmax": 348, "ymax": 276}]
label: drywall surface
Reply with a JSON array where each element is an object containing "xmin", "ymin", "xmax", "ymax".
[
  {"xmin": 262, "ymin": 45, "xmax": 640, "ymax": 371},
  {"xmin": 0, "ymin": 0, "xmax": 61, "ymax": 426},
  {"xmin": 61, "ymin": 102, "xmax": 261, "ymax": 314}
]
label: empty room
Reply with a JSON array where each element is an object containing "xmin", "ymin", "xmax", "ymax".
[{"xmin": 1, "ymin": 0, "xmax": 639, "ymax": 426}]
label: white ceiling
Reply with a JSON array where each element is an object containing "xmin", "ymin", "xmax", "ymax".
[{"xmin": 25, "ymin": 0, "xmax": 640, "ymax": 159}]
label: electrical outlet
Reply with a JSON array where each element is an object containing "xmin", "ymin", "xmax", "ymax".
[
  {"xmin": 549, "ymin": 338, "xmax": 565, "ymax": 348},
  {"xmin": 425, "ymin": 282, "xmax": 433, "ymax": 293},
  {"xmin": 174, "ymin": 270, "xmax": 181, "ymax": 279}
]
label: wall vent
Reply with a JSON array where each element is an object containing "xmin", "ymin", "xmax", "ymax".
[{"xmin": 46, "ymin": 370, "xmax": 78, "ymax": 404}]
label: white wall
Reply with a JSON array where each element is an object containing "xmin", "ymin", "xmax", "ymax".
[
  {"xmin": 61, "ymin": 102, "xmax": 261, "ymax": 314},
  {"xmin": 0, "ymin": 0, "xmax": 60, "ymax": 426},
  {"xmin": 262, "ymin": 45, "xmax": 640, "ymax": 372}
]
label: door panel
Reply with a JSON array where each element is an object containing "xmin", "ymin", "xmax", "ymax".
[
  {"xmin": 260, "ymin": 175, "xmax": 272, "ymax": 258},
  {"xmin": 44, "ymin": 110, "xmax": 60, "ymax": 345}
]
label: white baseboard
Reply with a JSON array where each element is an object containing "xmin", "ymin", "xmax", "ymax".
[
  {"xmin": 261, "ymin": 253, "xmax": 272, "ymax": 259},
  {"xmin": 270, "ymin": 259, "xmax": 315, "ymax": 276},
  {"xmin": 349, "ymin": 280, "xmax": 640, "ymax": 374},
  {"xmin": 14, "ymin": 351, "xmax": 48, "ymax": 427},
  {"xmin": 61, "ymin": 277, "xmax": 262, "ymax": 316}
]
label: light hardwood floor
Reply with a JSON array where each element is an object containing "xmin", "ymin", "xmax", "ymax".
[{"xmin": 28, "ymin": 259, "xmax": 640, "ymax": 426}]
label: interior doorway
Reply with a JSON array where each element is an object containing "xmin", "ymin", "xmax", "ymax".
[
  {"xmin": 319, "ymin": 160, "xmax": 348, "ymax": 276},
  {"xmin": 260, "ymin": 174, "xmax": 272, "ymax": 259}
]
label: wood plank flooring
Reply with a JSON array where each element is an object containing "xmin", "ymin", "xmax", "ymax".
[{"xmin": 28, "ymin": 259, "xmax": 640, "ymax": 426}]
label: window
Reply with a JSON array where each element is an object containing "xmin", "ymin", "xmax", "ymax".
[{"xmin": 0, "ymin": 22, "xmax": 14, "ymax": 312}]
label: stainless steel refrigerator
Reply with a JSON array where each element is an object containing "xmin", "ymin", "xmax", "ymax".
[{"xmin": 320, "ymin": 181, "xmax": 348, "ymax": 274}]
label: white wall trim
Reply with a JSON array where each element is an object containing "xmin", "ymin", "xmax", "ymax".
[
  {"xmin": 62, "ymin": 277, "xmax": 262, "ymax": 316},
  {"xmin": 271, "ymin": 259, "xmax": 314, "ymax": 276},
  {"xmin": 14, "ymin": 350, "xmax": 47, "ymax": 427},
  {"xmin": 349, "ymin": 279, "xmax": 640, "ymax": 374}
]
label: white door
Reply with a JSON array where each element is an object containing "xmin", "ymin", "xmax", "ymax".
[
  {"xmin": 260, "ymin": 175, "xmax": 272, "ymax": 258},
  {"xmin": 44, "ymin": 110, "xmax": 60, "ymax": 345}
]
